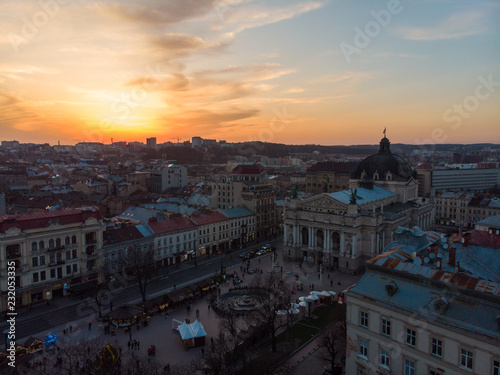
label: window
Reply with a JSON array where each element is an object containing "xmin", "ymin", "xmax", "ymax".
[
  {"xmin": 66, "ymin": 265, "xmax": 71, "ymax": 274},
  {"xmin": 358, "ymin": 339, "xmax": 368, "ymax": 358},
  {"xmin": 431, "ymin": 338, "xmax": 443, "ymax": 358},
  {"xmin": 50, "ymin": 269, "xmax": 55, "ymax": 279},
  {"xmin": 31, "ymin": 242, "xmax": 38, "ymax": 251},
  {"xmin": 358, "ymin": 369, "xmax": 367, "ymax": 375},
  {"xmin": 379, "ymin": 347, "xmax": 390, "ymax": 369},
  {"xmin": 360, "ymin": 311, "xmax": 368, "ymax": 328},
  {"xmin": 73, "ymin": 264, "xmax": 78, "ymax": 273},
  {"xmin": 493, "ymin": 360, "xmax": 500, "ymax": 375},
  {"xmin": 406, "ymin": 328, "xmax": 416, "ymax": 347},
  {"xmin": 404, "ymin": 359, "xmax": 415, "ymax": 375},
  {"xmin": 50, "ymin": 254, "xmax": 55, "ymax": 264},
  {"xmin": 33, "ymin": 272, "xmax": 39, "ymax": 283},
  {"xmin": 429, "ymin": 371, "xmax": 442, "ymax": 375},
  {"xmin": 66, "ymin": 250, "xmax": 71, "ymax": 260},
  {"xmin": 381, "ymin": 318, "xmax": 391, "ymax": 336},
  {"xmin": 40, "ymin": 271, "xmax": 46, "ymax": 281},
  {"xmin": 460, "ymin": 348, "xmax": 473, "ymax": 370},
  {"xmin": 40, "ymin": 255, "xmax": 45, "ymax": 265},
  {"xmin": 32, "ymin": 257, "xmax": 38, "ymax": 267},
  {"xmin": 72, "ymin": 249, "xmax": 77, "ymax": 259}
]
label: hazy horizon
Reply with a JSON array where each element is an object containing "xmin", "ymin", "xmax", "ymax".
[{"xmin": 1, "ymin": 0, "xmax": 499, "ymax": 146}]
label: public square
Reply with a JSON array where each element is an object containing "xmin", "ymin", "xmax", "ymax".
[{"xmin": 11, "ymin": 248, "xmax": 361, "ymax": 374}]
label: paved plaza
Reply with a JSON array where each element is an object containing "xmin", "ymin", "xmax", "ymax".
[{"xmin": 9, "ymin": 248, "xmax": 361, "ymax": 374}]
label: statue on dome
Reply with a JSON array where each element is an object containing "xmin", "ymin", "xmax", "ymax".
[{"xmin": 349, "ymin": 188, "xmax": 358, "ymax": 204}]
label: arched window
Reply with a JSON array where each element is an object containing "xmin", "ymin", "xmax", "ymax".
[
  {"xmin": 72, "ymin": 235, "xmax": 77, "ymax": 244},
  {"xmin": 316, "ymin": 229, "xmax": 324, "ymax": 248},
  {"xmin": 56, "ymin": 238, "xmax": 61, "ymax": 248},
  {"xmin": 332, "ymin": 232, "xmax": 340, "ymax": 251},
  {"xmin": 49, "ymin": 239, "xmax": 55, "ymax": 249},
  {"xmin": 31, "ymin": 242, "xmax": 38, "ymax": 252},
  {"xmin": 65, "ymin": 236, "xmax": 70, "ymax": 245},
  {"xmin": 39, "ymin": 241, "xmax": 45, "ymax": 249},
  {"xmin": 301, "ymin": 227, "xmax": 309, "ymax": 246}
]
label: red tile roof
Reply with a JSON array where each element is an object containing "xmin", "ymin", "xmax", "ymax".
[
  {"xmin": 191, "ymin": 212, "xmax": 227, "ymax": 226},
  {"xmin": 232, "ymin": 163, "xmax": 265, "ymax": 175},
  {"xmin": 0, "ymin": 207, "xmax": 101, "ymax": 232},
  {"xmin": 148, "ymin": 216, "xmax": 197, "ymax": 234}
]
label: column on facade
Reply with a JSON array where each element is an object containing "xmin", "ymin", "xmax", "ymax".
[
  {"xmin": 382, "ymin": 231, "xmax": 385, "ymax": 249},
  {"xmin": 340, "ymin": 232, "xmax": 345, "ymax": 255},
  {"xmin": 284, "ymin": 225, "xmax": 288, "ymax": 245},
  {"xmin": 324, "ymin": 229, "xmax": 330, "ymax": 251},
  {"xmin": 376, "ymin": 232, "xmax": 380, "ymax": 254},
  {"xmin": 308, "ymin": 227, "xmax": 313, "ymax": 249},
  {"xmin": 292, "ymin": 225, "xmax": 297, "ymax": 245},
  {"xmin": 371, "ymin": 233, "xmax": 375, "ymax": 254},
  {"xmin": 351, "ymin": 234, "xmax": 357, "ymax": 259}
]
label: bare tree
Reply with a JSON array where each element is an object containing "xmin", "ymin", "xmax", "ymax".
[
  {"xmin": 120, "ymin": 244, "xmax": 155, "ymax": 304},
  {"xmin": 317, "ymin": 318, "xmax": 346, "ymax": 375},
  {"xmin": 249, "ymin": 272, "xmax": 290, "ymax": 353}
]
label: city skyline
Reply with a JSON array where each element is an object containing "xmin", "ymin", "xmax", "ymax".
[{"xmin": 1, "ymin": 0, "xmax": 499, "ymax": 146}]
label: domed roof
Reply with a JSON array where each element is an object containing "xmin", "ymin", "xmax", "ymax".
[{"xmin": 353, "ymin": 137, "xmax": 415, "ymax": 181}]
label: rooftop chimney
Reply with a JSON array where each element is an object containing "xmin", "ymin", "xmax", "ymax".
[{"xmin": 448, "ymin": 246, "xmax": 456, "ymax": 267}]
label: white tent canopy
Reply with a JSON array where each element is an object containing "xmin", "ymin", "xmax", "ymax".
[{"xmin": 178, "ymin": 319, "xmax": 207, "ymax": 340}]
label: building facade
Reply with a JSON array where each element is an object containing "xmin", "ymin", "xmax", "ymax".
[
  {"xmin": 305, "ymin": 161, "xmax": 358, "ymax": 194},
  {"xmin": 149, "ymin": 216, "xmax": 198, "ymax": 266},
  {"xmin": 417, "ymin": 166, "xmax": 500, "ymax": 196},
  {"xmin": 150, "ymin": 164, "xmax": 188, "ymax": 193},
  {"xmin": 191, "ymin": 212, "xmax": 231, "ymax": 256},
  {"xmin": 0, "ymin": 207, "xmax": 103, "ymax": 311},
  {"xmin": 283, "ymin": 136, "xmax": 434, "ymax": 274},
  {"xmin": 345, "ymin": 227, "xmax": 500, "ymax": 375},
  {"xmin": 102, "ymin": 224, "xmax": 154, "ymax": 282},
  {"xmin": 211, "ymin": 163, "xmax": 278, "ymax": 239}
]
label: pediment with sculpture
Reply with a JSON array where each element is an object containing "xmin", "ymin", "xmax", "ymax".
[{"xmin": 301, "ymin": 194, "xmax": 348, "ymax": 211}]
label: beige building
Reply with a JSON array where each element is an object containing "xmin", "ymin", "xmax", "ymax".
[
  {"xmin": 346, "ymin": 227, "xmax": 500, "ymax": 375},
  {"xmin": 0, "ymin": 207, "xmax": 103, "ymax": 311},
  {"xmin": 211, "ymin": 163, "xmax": 278, "ymax": 239},
  {"xmin": 283, "ymin": 136, "xmax": 434, "ymax": 274}
]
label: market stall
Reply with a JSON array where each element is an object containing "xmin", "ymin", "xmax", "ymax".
[{"xmin": 177, "ymin": 319, "xmax": 207, "ymax": 349}]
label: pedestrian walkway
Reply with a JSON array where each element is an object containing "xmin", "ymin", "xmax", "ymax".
[{"xmin": 7, "ymin": 243, "xmax": 361, "ymax": 374}]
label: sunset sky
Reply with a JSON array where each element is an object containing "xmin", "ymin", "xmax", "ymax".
[{"xmin": 1, "ymin": 0, "xmax": 499, "ymax": 146}]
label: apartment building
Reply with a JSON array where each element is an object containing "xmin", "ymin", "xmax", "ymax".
[
  {"xmin": 211, "ymin": 163, "xmax": 278, "ymax": 239},
  {"xmin": 191, "ymin": 211, "xmax": 230, "ymax": 257},
  {"xmin": 0, "ymin": 207, "xmax": 103, "ymax": 311},
  {"xmin": 345, "ymin": 227, "xmax": 500, "ymax": 375},
  {"xmin": 150, "ymin": 164, "xmax": 188, "ymax": 193},
  {"xmin": 102, "ymin": 224, "xmax": 154, "ymax": 282},
  {"xmin": 148, "ymin": 215, "xmax": 198, "ymax": 267}
]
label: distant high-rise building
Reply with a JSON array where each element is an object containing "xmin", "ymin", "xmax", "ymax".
[{"xmin": 146, "ymin": 137, "xmax": 157, "ymax": 149}]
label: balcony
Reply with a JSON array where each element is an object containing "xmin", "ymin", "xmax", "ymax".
[{"xmin": 47, "ymin": 245, "xmax": 65, "ymax": 252}]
